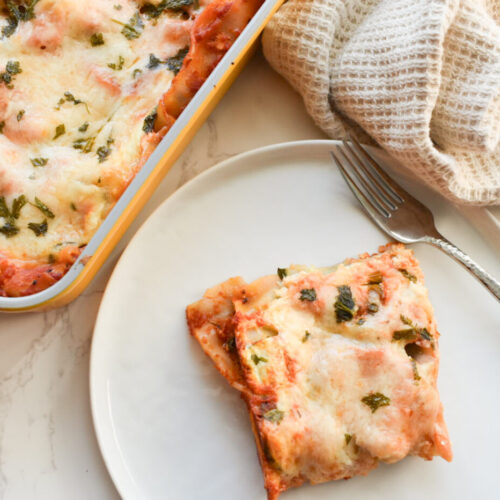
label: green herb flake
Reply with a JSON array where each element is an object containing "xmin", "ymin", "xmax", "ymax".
[
  {"xmin": 0, "ymin": 60, "xmax": 22, "ymax": 88},
  {"xmin": 0, "ymin": 221, "xmax": 19, "ymax": 237},
  {"xmin": 73, "ymin": 136, "xmax": 96, "ymax": 153},
  {"xmin": 392, "ymin": 328, "xmax": 418, "ymax": 341},
  {"xmin": 335, "ymin": 285, "xmax": 355, "ymax": 323},
  {"xmin": 132, "ymin": 68, "xmax": 143, "ymax": 79},
  {"xmin": 2, "ymin": 0, "xmax": 40, "ymax": 38},
  {"xmin": 419, "ymin": 327, "xmax": 433, "ymax": 343},
  {"xmin": 344, "ymin": 433, "xmax": 352, "ymax": 445},
  {"xmin": 165, "ymin": 46, "xmax": 188, "ymax": 75},
  {"xmin": 48, "ymin": 253, "xmax": 56, "ymax": 264},
  {"xmin": 114, "ymin": 12, "xmax": 144, "ymax": 40},
  {"xmin": 251, "ymin": 353, "xmax": 267, "ymax": 365},
  {"xmin": 367, "ymin": 303, "xmax": 379, "ymax": 314},
  {"xmin": 90, "ymin": 33, "xmax": 105, "ymax": 46},
  {"xmin": 70, "ymin": 202, "xmax": 77, "ymax": 211},
  {"xmin": 141, "ymin": 0, "xmax": 193, "ymax": 19},
  {"xmin": 114, "ymin": 4, "xmax": 123, "ymax": 10},
  {"xmin": 17, "ymin": 110, "xmax": 25, "ymax": 121},
  {"xmin": 108, "ymin": 55, "xmax": 125, "ymax": 71},
  {"xmin": 142, "ymin": 107, "xmax": 157, "ymax": 133},
  {"xmin": 147, "ymin": 53, "xmax": 162, "ymax": 69},
  {"xmin": 11, "ymin": 195, "xmax": 27, "ymax": 219},
  {"xmin": 263, "ymin": 409, "xmax": 285, "ymax": 424},
  {"xmin": 57, "ymin": 92, "xmax": 89, "ymax": 112},
  {"xmin": 398, "ymin": 268, "xmax": 417, "ymax": 283},
  {"xmin": 28, "ymin": 219, "xmax": 48, "ymax": 236},
  {"xmin": 361, "ymin": 392, "xmax": 390, "ymax": 413},
  {"xmin": 53, "ymin": 124, "xmax": 66, "ymax": 140},
  {"xmin": 0, "ymin": 121, "xmax": 5, "ymax": 134},
  {"xmin": 33, "ymin": 197, "xmax": 55, "ymax": 218},
  {"xmin": 0, "ymin": 197, "xmax": 10, "ymax": 218},
  {"xmin": 78, "ymin": 122, "xmax": 89, "ymax": 133},
  {"xmin": 277, "ymin": 268, "xmax": 287, "ymax": 280},
  {"xmin": 302, "ymin": 331, "xmax": 310, "ymax": 343},
  {"xmin": 299, "ymin": 288, "xmax": 317, "ymax": 302},
  {"xmin": 30, "ymin": 157, "xmax": 48, "ymax": 167},
  {"xmin": 96, "ymin": 145, "xmax": 112, "ymax": 163}
]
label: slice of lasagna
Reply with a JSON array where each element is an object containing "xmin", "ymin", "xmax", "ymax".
[{"xmin": 186, "ymin": 244, "xmax": 452, "ymax": 499}]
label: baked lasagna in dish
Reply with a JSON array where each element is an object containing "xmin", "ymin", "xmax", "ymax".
[
  {"xmin": 0, "ymin": 0, "xmax": 262, "ymax": 296},
  {"xmin": 187, "ymin": 244, "xmax": 452, "ymax": 499}
]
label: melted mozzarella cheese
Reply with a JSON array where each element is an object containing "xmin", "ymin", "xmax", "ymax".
[
  {"xmin": 187, "ymin": 244, "xmax": 452, "ymax": 500},
  {"xmin": 0, "ymin": 0, "xmax": 200, "ymax": 263}
]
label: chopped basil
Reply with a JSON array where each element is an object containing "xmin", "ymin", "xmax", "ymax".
[
  {"xmin": 419, "ymin": 327, "xmax": 432, "ymax": 342},
  {"xmin": 0, "ymin": 60, "xmax": 22, "ymax": 88},
  {"xmin": 17, "ymin": 110, "xmax": 25, "ymax": 121},
  {"xmin": 142, "ymin": 107, "xmax": 157, "ymax": 133},
  {"xmin": 0, "ymin": 121, "xmax": 4, "ymax": 134},
  {"xmin": 398, "ymin": 268, "xmax": 417, "ymax": 283},
  {"xmin": 11, "ymin": 195, "xmax": 27, "ymax": 219},
  {"xmin": 334, "ymin": 285, "xmax": 355, "ymax": 322},
  {"xmin": 0, "ymin": 197, "xmax": 9, "ymax": 219},
  {"xmin": 33, "ymin": 197, "xmax": 55, "ymax": 218},
  {"xmin": 78, "ymin": 122, "xmax": 89, "ymax": 133},
  {"xmin": 147, "ymin": 53, "xmax": 162, "ymax": 69},
  {"xmin": 114, "ymin": 12, "xmax": 144, "ymax": 40},
  {"xmin": 302, "ymin": 331, "xmax": 310, "ymax": 342},
  {"xmin": 277, "ymin": 268, "xmax": 287, "ymax": 280},
  {"xmin": 73, "ymin": 136, "xmax": 96, "ymax": 153},
  {"xmin": 392, "ymin": 328, "xmax": 418, "ymax": 341},
  {"xmin": 344, "ymin": 433, "xmax": 352, "ymax": 445},
  {"xmin": 251, "ymin": 353, "xmax": 267, "ymax": 365},
  {"xmin": 53, "ymin": 124, "xmax": 66, "ymax": 139},
  {"xmin": 96, "ymin": 140, "xmax": 113, "ymax": 163},
  {"xmin": 28, "ymin": 219, "xmax": 48, "ymax": 236},
  {"xmin": 165, "ymin": 47, "xmax": 188, "ymax": 75},
  {"xmin": 90, "ymin": 33, "xmax": 105, "ymax": 46},
  {"xmin": 361, "ymin": 392, "xmax": 390, "ymax": 413},
  {"xmin": 30, "ymin": 157, "xmax": 48, "ymax": 167},
  {"xmin": 299, "ymin": 288, "xmax": 316, "ymax": 301},
  {"xmin": 113, "ymin": 4, "xmax": 122, "ymax": 10},
  {"xmin": 2, "ymin": 0, "xmax": 40, "ymax": 38},
  {"xmin": 141, "ymin": 0, "xmax": 193, "ymax": 19},
  {"xmin": 132, "ymin": 68, "xmax": 143, "ymax": 79},
  {"xmin": 0, "ymin": 221, "xmax": 19, "ymax": 237},
  {"xmin": 263, "ymin": 409, "xmax": 284, "ymax": 424},
  {"xmin": 108, "ymin": 55, "xmax": 125, "ymax": 71},
  {"xmin": 57, "ymin": 92, "xmax": 89, "ymax": 112}
]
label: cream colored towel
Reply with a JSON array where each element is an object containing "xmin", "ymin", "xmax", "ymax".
[{"xmin": 262, "ymin": 0, "xmax": 500, "ymax": 205}]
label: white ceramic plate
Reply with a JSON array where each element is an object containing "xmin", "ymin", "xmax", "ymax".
[{"xmin": 91, "ymin": 141, "xmax": 500, "ymax": 500}]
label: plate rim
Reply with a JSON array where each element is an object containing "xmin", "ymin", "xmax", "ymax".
[{"xmin": 89, "ymin": 139, "xmax": 496, "ymax": 500}]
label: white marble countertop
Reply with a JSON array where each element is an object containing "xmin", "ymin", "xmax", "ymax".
[{"xmin": 0, "ymin": 50, "xmax": 326, "ymax": 499}]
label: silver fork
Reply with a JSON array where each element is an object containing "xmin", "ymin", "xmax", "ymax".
[{"xmin": 330, "ymin": 135, "xmax": 500, "ymax": 301}]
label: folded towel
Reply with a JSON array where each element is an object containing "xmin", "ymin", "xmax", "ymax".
[{"xmin": 262, "ymin": 0, "xmax": 500, "ymax": 205}]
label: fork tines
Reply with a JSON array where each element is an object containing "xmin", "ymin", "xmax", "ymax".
[{"xmin": 330, "ymin": 135, "xmax": 404, "ymax": 219}]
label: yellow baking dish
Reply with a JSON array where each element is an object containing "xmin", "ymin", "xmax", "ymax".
[{"xmin": 0, "ymin": 0, "xmax": 284, "ymax": 312}]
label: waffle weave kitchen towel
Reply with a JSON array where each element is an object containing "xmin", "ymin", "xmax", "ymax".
[{"xmin": 262, "ymin": 0, "xmax": 500, "ymax": 205}]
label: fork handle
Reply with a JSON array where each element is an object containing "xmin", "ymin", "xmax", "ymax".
[{"xmin": 425, "ymin": 236, "xmax": 500, "ymax": 301}]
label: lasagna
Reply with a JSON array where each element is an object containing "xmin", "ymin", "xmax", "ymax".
[
  {"xmin": 187, "ymin": 244, "xmax": 452, "ymax": 499},
  {"xmin": 0, "ymin": 0, "xmax": 262, "ymax": 296}
]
